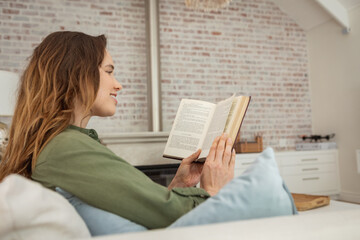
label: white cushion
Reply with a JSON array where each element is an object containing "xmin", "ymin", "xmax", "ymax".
[
  {"xmin": 0, "ymin": 174, "xmax": 91, "ymax": 240},
  {"xmin": 170, "ymin": 147, "xmax": 297, "ymax": 227}
]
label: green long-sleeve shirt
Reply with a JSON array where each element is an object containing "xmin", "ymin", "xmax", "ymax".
[{"xmin": 32, "ymin": 125, "xmax": 210, "ymax": 229}]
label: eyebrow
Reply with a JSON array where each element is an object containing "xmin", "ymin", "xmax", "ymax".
[{"xmin": 104, "ymin": 64, "xmax": 114, "ymax": 70}]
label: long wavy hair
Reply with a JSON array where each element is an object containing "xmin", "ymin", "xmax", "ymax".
[{"xmin": 0, "ymin": 31, "xmax": 107, "ymax": 181}]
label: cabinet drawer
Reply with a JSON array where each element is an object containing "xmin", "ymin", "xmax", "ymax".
[
  {"xmin": 283, "ymin": 173, "xmax": 339, "ymax": 194},
  {"xmin": 281, "ymin": 163, "xmax": 336, "ymax": 176},
  {"xmin": 234, "ymin": 155, "xmax": 257, "ymax": 178},
  {"xmin": 235, "ymin": 159, "xmax": 256, "ymax": 169},
  {"xmin": 235, "ymin": 153, "xmax": 259, "ymax": 169},
  {"xmin": 234, "ymin": 168, "xmax": 247, "ymax": 177},
  {"xmin": 277, "ymin": 152, "xmax": 335, "ymax": 166}
]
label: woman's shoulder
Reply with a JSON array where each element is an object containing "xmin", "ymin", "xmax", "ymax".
[
  {"xmin": 50, "ymin": 127, "xmax": 98, "ymax": 147},
  {"xmin": 36, "ymin": 127, "xmax": 103, "ymax": 164}
]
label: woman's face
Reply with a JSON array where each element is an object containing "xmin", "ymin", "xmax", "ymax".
[{"xmin": 91, "ymin": 50, "xmax": 122, "ymax": 117}]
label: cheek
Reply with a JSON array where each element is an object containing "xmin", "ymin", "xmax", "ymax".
[{"xmin": 94, "ymin": 90, "xmax": 106, "ymax": 106}]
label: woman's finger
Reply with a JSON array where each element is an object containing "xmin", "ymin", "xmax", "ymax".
[
  {"xmin": 223, "ymin": 137, "xmax": 233, "ymax": 165},
  {"xmin": 229, "ymin": 149, "xmax": 236, "ymax": 169},
  {"xmin": 183, "ymin": 149, "xmax": 201, "ymax": 163},
  {"xmin": 215, "ymin": 133, "xmax": 227, "ymax": 163},
  {"xmin": 206, "ymin": 136, "xmax": 220, "ymax": 162}
]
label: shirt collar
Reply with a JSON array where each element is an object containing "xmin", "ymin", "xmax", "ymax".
[{"xmin": 68, "ymin": 125, "xmax": 100, "ymax": 142}]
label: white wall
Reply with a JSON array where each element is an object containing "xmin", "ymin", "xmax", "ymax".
[
  {"xmin": 0, "ymin": 0, "xmax": 313, "ymax": 149},
  {"xmin": 307, "ymin": 6, "xmax": 360, "ymax": 202}
]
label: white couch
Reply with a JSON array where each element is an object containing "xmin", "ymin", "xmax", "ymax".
[
  {"xmin": 0, "ymin": 174, "xmax": 90, "ymax": 240},
  {"xmin": 92, "ymin": 201, "xmax": 360, "ymax": 240},
  {"xmin": 1, "ymin": 174, "xmax": 360, "ymax": 240}
]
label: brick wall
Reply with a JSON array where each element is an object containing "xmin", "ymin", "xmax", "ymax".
[
  {"xmin": 0, "ymin": 0, "xmax": 312, "ymax": 150},
  {"xmin": 159, "ymin": 0, "xmax": 311, "ymax": 150},
  {"xmin": 0, "ymin": 0, "xmax": 148, "ymax": 133}
]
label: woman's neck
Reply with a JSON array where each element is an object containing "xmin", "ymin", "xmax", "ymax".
[
  {"xmin": 71, "ymin": 114, "xmax": 90, "ymax": 128},
  {"xmin": 71, "ymin": 99, "xmax": 91, "ymax": 128}
]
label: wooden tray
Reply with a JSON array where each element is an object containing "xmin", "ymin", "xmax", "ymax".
[
  {"xmin": 291, "ymin": 193, "xmax": 330, "ymax": 211},
  {"xmin": 234, "ymin": 136, "xmax": 263, "ymax": 153}
]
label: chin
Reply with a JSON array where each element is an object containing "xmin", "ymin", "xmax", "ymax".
[
  {"xmin": 106, "ymin": 111, "xmax": 116, "ymax": 117},
  {"xmin": 91, "ymin": 103, "xmax": 116, "ymax": 117},
  {"xmin": 97, "ymin": 110, "xmax": 116, "ymax": 117}
]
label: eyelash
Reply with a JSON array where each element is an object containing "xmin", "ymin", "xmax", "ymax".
[{"xmin": 106, "ymin": 71, "xmax": 113, "ymax": 74}]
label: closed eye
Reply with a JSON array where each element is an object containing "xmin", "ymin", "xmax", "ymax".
[{"xmin": 102, "ymin": 64, "xmax": 115, "ymax": 75}]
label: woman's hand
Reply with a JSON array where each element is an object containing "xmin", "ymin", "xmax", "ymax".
[
  {"xmin": 200, "ymin": 133, "xmax": 235, "ymax": 196},
  {"xmin": 168, "ymin": 149, "xmax": 204, "ymax": 190}
]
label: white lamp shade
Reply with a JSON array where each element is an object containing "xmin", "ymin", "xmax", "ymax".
[{"xmin": 0, "ymin": 70, "xmax": 19, "ymax": 116}]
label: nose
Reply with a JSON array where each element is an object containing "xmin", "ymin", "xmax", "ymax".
[{"xmin": 114, "ymin": 78, "xmax": 122, "ymax": 91}]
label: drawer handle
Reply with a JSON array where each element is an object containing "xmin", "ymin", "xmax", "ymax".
[
  {"xmin": 241, "ymin": 162, "xmax": 253, "ymax": 166},
  {"xmin": 302, "ymin": 168, "xmax": 319, "ymax": 172},
  {"xmin": 301, "ymin": 158, "xmax": 318, "ymax": 162},
  {"xmin": 302, "ymin": 177, "xmax": 320, "ymax": 181}
]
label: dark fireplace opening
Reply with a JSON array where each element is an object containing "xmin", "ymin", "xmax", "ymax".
[{"xmin": 136, "ymin": 164, "xmax": 180, "ymax": 187}]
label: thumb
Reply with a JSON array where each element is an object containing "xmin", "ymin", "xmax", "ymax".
[{"xmin": 183, "ymin": 149, "xmax": 201, "ymax": 163}]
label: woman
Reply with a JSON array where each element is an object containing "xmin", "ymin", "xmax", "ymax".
[{"xmin": 0, "ymin": 31, "xmax": 235, "ymax": 229}]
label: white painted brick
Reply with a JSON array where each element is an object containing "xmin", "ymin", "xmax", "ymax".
[
  {"xmin": 159, "ymin": 0, "xmax": 311, "ymax": 150},
  {"xmin": 0, "ymin": 0, "xmax": 312, "ymax": 150},
  {"xmin": 0, "ymin": 0, "xmax": 148, "ymax": 133}
]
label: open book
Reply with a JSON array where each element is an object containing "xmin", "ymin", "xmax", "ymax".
[{"xmin": 163, "ymin": 94, "xmax": 251, "ymax": 162}]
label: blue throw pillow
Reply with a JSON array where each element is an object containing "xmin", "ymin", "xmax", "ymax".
[
  {"xmin": 169, "ymin": 147, "xmax": 297, "ymax": 228},
  {"xmin": 56, "ymin": 147, "xmax": 296, "ymax": 235},
  {"xmin": 55, "ymin": 188, "xmax": 147, "ymax": 236}
]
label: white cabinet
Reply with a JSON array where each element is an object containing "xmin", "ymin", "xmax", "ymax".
[{"xmin": 235, "ymin": 149, "xmax": 340, "ymax": 195}]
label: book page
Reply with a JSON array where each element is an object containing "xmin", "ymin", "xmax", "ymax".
[
  {"xmin": 163, "ymin": 99, "xmax": 216, "ymax": 160},
  {"xmin": 224, "ymin": 96, "xmax": 251, "ymax": 143},
  {"xmin": 223, "ymin": 97, "xmax": 240, "ymax": 136},
  {"xmin": 199, "ymin": 95, "xmax": 235, "ymax": 159}
]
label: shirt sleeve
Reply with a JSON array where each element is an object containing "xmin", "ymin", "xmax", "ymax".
[{"xmin": 32, "ymin": 134, "xmax": 210, "ymax": 229}]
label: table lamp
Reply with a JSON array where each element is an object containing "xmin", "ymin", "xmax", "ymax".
[{"xmin": 0, "ymin": 70, "xmax": 19, "ymax": 158}]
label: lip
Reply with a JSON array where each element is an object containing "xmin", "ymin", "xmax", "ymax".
[{"xmin": 110, "ymin": 93, "xmax": 118, "ymax": 105}]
